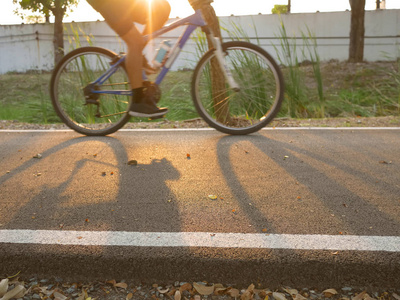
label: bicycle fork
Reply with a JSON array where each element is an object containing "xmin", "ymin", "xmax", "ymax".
[{"xmin": 209, "ymin": 34, "xmax": 240, "ymax": 92}]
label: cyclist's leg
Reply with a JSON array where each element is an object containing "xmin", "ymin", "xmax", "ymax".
[
  {"xmin": 87, "ymin": 0, "xmax": 168, "ymax": 117},
  {"xmin": 87, "ymin": 0, "xmax": 144, "ymax": 88},
  {"xmin": 131, "ymin": 0, "xmax": 171, "ymax": 35}
]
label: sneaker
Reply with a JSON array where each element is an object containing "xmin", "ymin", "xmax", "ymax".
[
  {"xmin": 129, "ymin": 87, "xmax": 168, "ymax": 118},
  {"xmin": 129, "ymin": 102, "xmax": 168, "ymax": 118}
]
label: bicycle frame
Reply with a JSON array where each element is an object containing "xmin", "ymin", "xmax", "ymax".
[{"xmin": 90, "ymin": 9, "xmax": 239, "ymax": 97}]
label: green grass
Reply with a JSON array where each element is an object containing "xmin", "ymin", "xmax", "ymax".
[
  {"xmin": 0, "ymin": 69, "xmax": 200, "ymax": 124},
  {"xmin": 1, "ymin": 60, "xmax": 400, "ymax": 124},
  {"xmin": 0, "ymin": 71, "xmax": 60, "ymax": 123}
]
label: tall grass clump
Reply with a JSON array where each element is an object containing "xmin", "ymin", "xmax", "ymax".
[
  {"xmin": 66, "ymin": 23, "xmax": 95, "ymax": 50},
  {"xmin": 273, "ymin": 20, "xmax": 309, "ymax": 118},
  {"xmin": 371, "ymin": 54, "xmax": 400, "ymax": 115},
  {"xmin": 301, "ymin": 27, "xmax": 325, "ymax": 117},
  {"xmin": 191, "ymin": 21, "xmax": 286, "ymax": 121}
]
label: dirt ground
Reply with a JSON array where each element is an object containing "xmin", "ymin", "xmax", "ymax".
[{"xmin": 1, "ymin": 115, "xmax": 400, "ymax": 131}]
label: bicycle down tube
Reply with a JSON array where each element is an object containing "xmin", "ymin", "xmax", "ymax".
[{"xmin": 89, "ymin": 9, "xmax": 239, "ymax": 96}]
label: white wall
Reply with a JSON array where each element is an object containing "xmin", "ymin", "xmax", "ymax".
[{"xmin": 0, "ymin": 9, "xmax": 399, "ymax": 74}]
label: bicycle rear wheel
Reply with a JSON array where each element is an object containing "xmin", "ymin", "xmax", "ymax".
[
  {"xmin": 50, "ymin": 47, "xmax": 131, "ymax": 136},
  {"xmin": 192, "ymin": 41, "xmax": 284, "ymax": 135}
]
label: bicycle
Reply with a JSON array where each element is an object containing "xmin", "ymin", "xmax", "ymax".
[{"xmin": 50, "ymin": 8, "xmax": 284, "ymax": 136}]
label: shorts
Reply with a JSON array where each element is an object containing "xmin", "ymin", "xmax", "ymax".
[{"xmin": 87, "ymin": 0, "xmax": 170, "ymax": 36}]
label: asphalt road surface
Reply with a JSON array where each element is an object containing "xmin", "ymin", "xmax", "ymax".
[{"xmin": 0, "ymin": 128, "xmax": 399, "ymax": 288}]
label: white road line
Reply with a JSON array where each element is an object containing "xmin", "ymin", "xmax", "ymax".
[
  {"xmin": 0, "ymin": 127, "xmax": 400, "ymax": 133},
  {"xmin": 0, "ymin": 230, "xmax": 399, "ymax": 252}
]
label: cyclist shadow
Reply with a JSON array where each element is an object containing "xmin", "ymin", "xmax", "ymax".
[{"xmin": 3, "ymin": 135, "xmax": 182, "ymax": 233}]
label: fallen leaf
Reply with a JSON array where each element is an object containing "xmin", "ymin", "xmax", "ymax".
[
  {"xmin": 193, "ymin": 282, "xmax": 214, "ymax": 295},
  {"xmin": 0, "ymin": 285, "xmax": 25, "ymax": 300},
  {"xmin": 273, "ymin": 292, "xmax": 287, "ymax": 300},
  {"xmin": 126, "ymin": 293, "xmax": 133, "ymax": 300},
  {"xmin": 352, "ymin": 291, "xmax": 367, "ymax": 300},
  {"xmin": 241, "ymin": 285, "xmax": 255, "ymax": 300},
  {"xmin": 208, "ymin": 195, "xmax": 218, "ymax": 200},
  {"xmin": 259, "ymin": 289, "xmax": 272, "ymax": 298},
  {"xmin": 114, "ymin": 282, "xmax": 128, "ymax": 289},
  {"xmin": 262, "ymin": 228, "xmax": 268, "ymax": 233},
  {"xmin": 246, "ymin": 284, "xmax": 255, "ymax": 293},
  {"xmin": 214, "ymin": 287, "xmax": 227, "ymax": 295},
  {"xmin": 228, "ymin": 288, "xmax": 240, "ymax": 298},
  {"xmin": 0, "ymin": 278, "xmax": 8, "ymax": 296},
  {"xmin": 241, "ymin": 290, "xmax": 253, "ymax": 300},
  {"xmin": 379, "ymin": 160, "xmax": 392, "ymax": 164},
  {"xmin": 392, "ymin": 293, "xmax": 400, "ymax": 300},
  {"xmin": 54, "ymin": 291, "xmax": 68, "ymax": 300},
  {"xmin": 174, "ymin": 290, "xmax": 182, "ymax": 300},
  {"xmin": 363, "ymin": 293, "xmax": 375, "ymax": 300},
  {"xmin": 283, "ymin": 288, "xmax": 299, "ymax": 296},
  {"xmin": 323, "ymin": 289, "xmax": 338, "ymax": 298},
  {"xmin": 157, "ymin": 287, "xmax": 169, "ymax": 294},
  {"xmin": 76, "ymin": 289, "xmax": 87, "ymax": 300},
  {"xmin": 127, "ymin": 160, "xmax": 138, "ymax": 166},
  {"xmin": 293, "ymin": 293, "xmax": 308, "ymax": 300},
  {"xmin": 179, "ymin": 283, "xmax": 192, "ymax": 293}
]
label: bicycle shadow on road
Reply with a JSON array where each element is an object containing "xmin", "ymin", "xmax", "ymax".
[{"xmin": 216, "ymin": 132, "xmax": 400, "ymax": 237}]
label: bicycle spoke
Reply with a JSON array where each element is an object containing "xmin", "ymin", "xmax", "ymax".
[
  {"xmin": 51, "ymin": 47, "xmax": 131, "ymax": 136},
  {"xmin": 192, "ymin": 41, "xmax": 284, "ymax": 134}
]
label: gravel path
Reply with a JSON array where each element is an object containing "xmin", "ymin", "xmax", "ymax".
[
  {"xmin": 0, "ymin": 276, "xmax": 399, "ymax": 300},
  {"xmin": 1, "ymin": 116, "xmax": 400, "ymax": 131}
]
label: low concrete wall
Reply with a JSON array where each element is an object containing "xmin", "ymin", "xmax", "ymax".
[{"xmin": 0, "ymin": 9, "xmax": 399, "ymax": 74}]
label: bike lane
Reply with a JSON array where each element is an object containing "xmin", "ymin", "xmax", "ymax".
[{"xmin": 0, "ymin": 128, "xmax": 399, "ymax": 287}]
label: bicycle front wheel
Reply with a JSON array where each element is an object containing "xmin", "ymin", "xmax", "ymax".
[
  {"xmin": 50, "ymin": 47, "xmax": 131, "ymax": 136},
  {"xmin": 192, "ymin": 41, "xmax": 284, "ymax": 135}
]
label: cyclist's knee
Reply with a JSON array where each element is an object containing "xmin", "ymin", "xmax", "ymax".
[
  {"xmin": 152, "ymin": 0, "xmax": 171, "ymax": 24},
  {"xmin": 121, "ymin": 27, "xmax": 145, "ymax": 51}
]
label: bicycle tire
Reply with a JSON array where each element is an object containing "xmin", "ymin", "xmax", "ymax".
[
  {"xmin": 192, "ymin": 41, "xmax": 284, "ymax": 135},
  {"xmin": 50, "ymin": 46, "xmax": 131, "ymax": 136}
]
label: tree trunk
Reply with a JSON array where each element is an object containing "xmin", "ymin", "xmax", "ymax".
[
  {"xmin": 349, "ymin": 0, "xmax": 365, "ymax": 62},
  {"xmin": 52, "ymin": 0, "xmax": 65, "ymax": 65},
  {"xmin": 189, "ymin": 0, "xmax": 229, "ymax": 123},
  {"xmin": 288, "ymin": 0, "xmax": 291, "ymax": 13}
]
